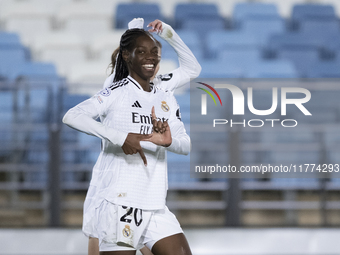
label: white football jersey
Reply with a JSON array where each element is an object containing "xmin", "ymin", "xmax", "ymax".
[{"xmin": 63, "ymin": 76, "xmax": 190, "ymax": 210}]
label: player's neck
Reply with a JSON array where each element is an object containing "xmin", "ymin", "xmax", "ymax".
[{"xmin": 130, "ymin": 74, "xmax": 151, "ymax": 92}]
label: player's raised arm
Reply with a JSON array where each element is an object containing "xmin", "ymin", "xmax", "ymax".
[{"xmin": 148, "ymin": 19, "xmax": 202, "ymax": 91}]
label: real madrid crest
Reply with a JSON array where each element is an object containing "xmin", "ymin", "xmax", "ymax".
[
  {"xmin": 123, "ymin": 225, "xmax": 131, "ymax": 238},
  {"xmin": 161, "ymin": 101, "xmax": 170, "ymax": 112}
]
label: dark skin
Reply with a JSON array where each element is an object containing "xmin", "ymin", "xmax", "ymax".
[
  {"xmin": 121, "ymin": 34, "xmax": 171, "ymax": 166},
  {"xmin": 101, "ymin": 35, "xmax": 192, "ymax": 255},
  {"xmin": 123, "ymin": 34, "xmax": 159, "ymax": 92}
]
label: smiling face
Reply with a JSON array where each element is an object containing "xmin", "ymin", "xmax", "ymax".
[{"xmin": 123, "ymin": 34, "xmax": 160, "ymax": 86}]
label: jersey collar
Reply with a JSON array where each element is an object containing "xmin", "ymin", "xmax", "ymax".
[{"xmin": 128, "ymin": 75, "xmax": 156, "ymax": 94}]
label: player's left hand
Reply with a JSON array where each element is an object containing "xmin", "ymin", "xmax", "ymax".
[
  {"xmin": 146, "ymin": 106, "xmax": 172, "ymax": 147},
  {"xmin": 147, "ymin": 19, "xmax": 163, "ymax": 33}
]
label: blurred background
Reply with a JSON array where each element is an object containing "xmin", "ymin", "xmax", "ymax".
[{"xmin": 0, "ymin": 0, "xmax": 340, "ymax": 254}]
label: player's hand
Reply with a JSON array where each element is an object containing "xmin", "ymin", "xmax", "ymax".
[
  {"xmin": 146, "ymin": 106, "xmax": 172, "ymax": 147},
  {"xmin": 122, "ymin": 133, "xmax": 151, "ymax": 166},
  {"xmin": 147, "ymin": 19, "xmax": 163, "ymax": 33},
  {"xmin": 152, "ymin": 106, "xmax": 167, "ymax": 134}
]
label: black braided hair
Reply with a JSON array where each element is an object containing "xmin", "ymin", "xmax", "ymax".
[
  {"xmin": 113, "ymin": 28, "xmax": 161, "ymax": 82},
  {"xmin": 109, "ymin": 47, "xmax": 120, "ymax": 75}
]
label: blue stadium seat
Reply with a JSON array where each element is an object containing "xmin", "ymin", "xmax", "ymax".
[
  {"xmin": 267, "ymin": 32, "xmax": 322, "ymax": 76},
  {"xmin": 292, "ymin": 4, "xmax": 336, "ymax": 21},
  {"xmin": 0, "ymin": 91, "xmax": 13, "ymax": 123},
  {"xmin": 307, "ymin": 60, "xmax": 340, "ymax": 78},
  {"xmin": 174, "ymin": 3, "xmax": 221, "ymax": 29},
  {"xmin": 299, "ymin": 19, "xmax": 340, "ymax": 38},
  {"xmin": 323, "ymin": 33, "xmax": 340, "ymax": 52},
  {"xmin": 10, "ymin": 62, "xmax": 59, "ymax": 81},
  {"xmin": 199, "ymin": 60, "xmax": 243, "ymax": 78},
  {"xmin": 290, "ymin": 4, "xmax": 337, "ymax": 30},
  {"xmin": 268, "ymin": 32, "xmax": 323, "ymax": 49},
  {"xmin": 233, "ymin": 3, "xmax": 280, "ymax": 27},
  {"xmin": 28, "ymin": 88, "xmax": 51, "ymax": 122},
  {"xmin": 244, "ymin": 59, "xmax": 298, "ymax": 78},
  {"xmin": 219, "ymin": 48, "xmax": 262, "ymax": 64},
  {"xmin": 0, "ymin": 47, "xmax": 27, "ymax": 80},
  {"xmin": 277, "ymin": 48, "xmax": 319, "ymax": 77},
  {"xmin": 181, "ymin": 17, "xmax": 225, "ymax": 37},
  {"xmin": 206, "ymin": 30, "xmax": 261, "ymax": 58},
  {"xmin": 0, "ymin": 32, "xmax": 30, "ymax": 80},
  {"xmin": 216, "ymin": 48, "xmax": 262, "ymax": 75},
  {"xmin": 115, "ymin": 3, "xmax": 162, "ymax": 29},
  {"xmin": 0, "ymin": 32, "xmax": 22, "ymax": 47},
  {"xmin": 240, "ymin": 17, "xmax": 286, "ymax": 45}
]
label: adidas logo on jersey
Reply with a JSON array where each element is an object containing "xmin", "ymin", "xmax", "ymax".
[{"xmin": 132, "ymin": 101, "xmax": 142, "ymax": 108}]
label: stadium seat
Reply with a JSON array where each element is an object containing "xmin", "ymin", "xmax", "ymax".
[
  {"xmin": 0, "ymin": 91, "xmax": 13, "ymax": 123},
  {"xmin": 67, "ymin": 60, "xmax": 110, "ymax": 95},
  {"xmin": 267, "ymin": 32, "xmax": 322, "ymax": 76},
  {"xmin": 290, "ymin": 4, "xmax": 337, "ymax": 30},
  {"xmin": 32, "ymin": 32, "xmax": 87, "ymax": 77},
  {"xmin": 206, "ymin": 30, "xmax": 261, "ymax": 58},
  {"xmin": 268, "ymin": 32, "xmax": 323, "ymax": 49},
  {"xmin": 0, "ymin": 32, "xmax": 28, "ymax": 80},
  {"xmin": 56, "ymin": 2, "xmax": 113, "ymax": 43},
  {"xmin": 298, "ymin": 19, "xmax": 340, "ymax": 39},
  {"xmin": 217, "ymin": 48, "xmax": 262, "ymax": 74},
  {"xmin": 277, "ymin": 48, "xmax": 319, "ymax": 77},
  {"xmin": 0, "ymin": 47, "xmax": 27, "ymax": 80},
  {"xmin": 323, "ymin": 33, "xmax": 340, "ymax": 52},
  {"xmin": 307, "ymin": 60, "xmax": 340, "ymax": 78},
  {"xmin": 199, "ymin": 60, "xmax": 243, "ymax": 78},
  {"xmin": 90, "ymin": 30, "xmax": 126, "ymax": 62},
  {"xmin": 115, "ymin": 3, "xmax": 162, "ymax": 29},
  {"xmin": 88, "ymin": 0, "xmax": 131, "ymax": 12},
  {"xmin": 292, "ymin": 4, "xmax": 337, "ymax": 21},
  {"xmin": 181, "ymin": 17, "xmax": 226, "ymax": 37},
  {"xmin": 219, "ymin": 48, "xmax": 262, "ymax": 63},
  {"xmin": 10, "ymin": 62, "xmax": 59, "ymax": 81},
  {"xmin": 240, "ymin": 17, "xmax": 286, "ymax": 45},
  {"xmin": 174, "ymin": 3, "xmax": 221, "ymax": 29},
  {"xmin": 244, "ymin": 59, "xmax": 298, "ymax": 78},
  {"xmin": 0, "ymin": 32, "xmax": 22, "ymax": 46},
  {"xmin": 0, "ymin": 2, "xmax": 53, "ymax": 46},
  {"xmin": 232, "ymin": 3, "xmax": 280, "ymax": 27}
]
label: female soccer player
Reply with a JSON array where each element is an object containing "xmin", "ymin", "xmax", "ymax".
[
  {"xmin": 104, "ymin": 19, "xmax": 201, "ymax": 92},
  {"xmin": 87, "ymin": 18, "xmax": 201, "ymax": 255},
  {"xmin": 63, "ymin": 27, "xmax": 193, "ymax": 255}
]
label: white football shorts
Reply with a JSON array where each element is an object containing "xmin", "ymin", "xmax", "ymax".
[{"xmin": 94, "ymin": 200, "xmax": 183, "ymax": 252}]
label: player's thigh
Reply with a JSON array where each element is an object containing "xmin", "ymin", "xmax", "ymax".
[
  {"xmin": 151, "ymin": 233, "xmax": 192, "ymax": 255},
  {"xmin": 88, "ymin": 237, "xmax": 99, "ymax": 255},
  {"xmin": 99, "ymin": 251, "xmax": 136, "ymax": 255}
]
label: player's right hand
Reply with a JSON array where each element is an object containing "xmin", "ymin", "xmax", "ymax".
[
  {"xmin": 147, "ymin": 19, "xmax": 163, "ymax": 33},
  {"xmin": 122, "ymin": 133, "xmax": 152, "ymax": 166}
]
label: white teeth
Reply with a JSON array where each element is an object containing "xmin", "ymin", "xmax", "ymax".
[{"xmin": 143, "ymin": 64, "xmax": 154, "ymax": 69}]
